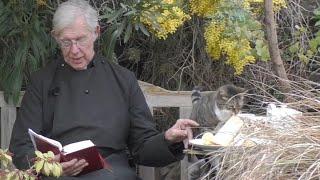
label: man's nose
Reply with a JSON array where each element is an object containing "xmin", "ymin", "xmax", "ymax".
[{"xmin": 70, "ymin": 43, "xmax": 80, "ymax": 54}]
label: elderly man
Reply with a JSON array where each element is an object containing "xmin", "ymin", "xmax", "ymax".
[{"xmin": 9, "ymin": 0, "xmax": 198, "ymax": 179}]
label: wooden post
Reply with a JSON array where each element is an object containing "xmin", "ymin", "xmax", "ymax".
[
  {"xmin": 180, "ymin": 107, "xmax": 192, "ymax": 180},
  {"xmin": 139, "ymin": 166, "xmax": 157, "ymax": 180},
  {"xmin": 0, "ymin": 91, "xmax": 22, "ymax": 149},
  {"xmin": 1, "ymin": 103, "xmax": 16, "ymax": 149}
]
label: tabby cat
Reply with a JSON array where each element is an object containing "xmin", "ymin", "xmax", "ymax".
[
  {"xmin": 190, "ymin": 84, "xmax": 245, "ymax": 136},
  {"xmin": 188, "ymin": 84, "xmax": 245, "ymax": 180}
]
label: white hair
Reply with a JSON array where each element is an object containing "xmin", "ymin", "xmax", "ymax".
[{"xmin": 52, "ymin": 0, "xmax": 98, "ymax": 34}]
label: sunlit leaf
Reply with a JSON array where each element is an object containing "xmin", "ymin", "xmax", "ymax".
[
  {"xmin": 314, "ymin": 8, "xmax": 320, "ymax": 16},
  {"xmin": 43, "ymin": 162, "xmax": 50, "ymax": 176},
  {"xmin": 47, "ymin": 151, "xmax": 54, "ymax": 158},
  {"xmin": 35, "ymin": 151, "xmax": 43, "ymax": 158},
  {"xmin": 35, "ymin": 160, "xmax": 44, "ymax": 173},
  {"xmin": 298, "ymin": 53, "xmax": 309, "ymax": 64},
  {"xmin": 288, "ymin": 42, "xmax": 300, "ymax": 54},
  {"xmin": 52, "ymin": 163, "xmax": 62, "ymax": 177}
]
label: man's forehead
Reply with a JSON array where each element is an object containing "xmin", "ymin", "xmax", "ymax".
[
  {"xmin": 57, "ymin": 16, "xmax": 92, "ymax": 38},
  {"xmin": 58, "ymin": 27, "xmax": 91, "ymax": 39}
]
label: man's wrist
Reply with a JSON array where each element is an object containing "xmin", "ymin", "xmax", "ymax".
[
  {"xmin": 164, "ymin": 130, "xmax": 172, "ymax": 142},
  {"xmin": 163, "ymin": 134, "xmax": 184, "ymax": 155}
]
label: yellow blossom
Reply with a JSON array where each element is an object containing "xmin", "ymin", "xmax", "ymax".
[
  {"xmin": 190, "ymin": 0, "xmax": 220, "ymax": 17},
  {"xmin": 204, "ymin": 21, "xmax": 256, "ymax": 74},
  {"xmin": 162, "ymin": 0, "xmax": 175, "ymax": 4},
  {"xmin": 140, "ymin": 3, "xmax": 190, "ymax": 39}
]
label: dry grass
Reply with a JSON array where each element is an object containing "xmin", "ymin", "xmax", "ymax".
[{"xmin": 204, "ymin": 70, "xmax": 320, "ymax": 180}]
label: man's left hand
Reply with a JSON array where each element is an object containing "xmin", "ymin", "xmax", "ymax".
[{"xmin": 164, "ymin": 119, "xmax": 199, "ymax": 144}]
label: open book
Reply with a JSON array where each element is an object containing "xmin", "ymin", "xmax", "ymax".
[{"xmin": 28, "ymin": 129, "xmax": 109, "ymax": 175}]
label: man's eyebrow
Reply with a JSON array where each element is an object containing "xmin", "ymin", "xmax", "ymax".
[{"xmin": 60, "ymin": 35, "xmax": 87, "ymax": 41}]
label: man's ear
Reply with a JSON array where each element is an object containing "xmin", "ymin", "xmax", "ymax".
[{"xmin": 51, "ymin": 30, "xmax": 58, "ymax": 40}]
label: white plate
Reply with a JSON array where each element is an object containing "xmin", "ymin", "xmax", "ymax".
[{"xmin": 189, "ymin": 139, "xmax": 223, "ymax": 150}]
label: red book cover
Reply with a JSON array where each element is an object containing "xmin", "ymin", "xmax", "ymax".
[
  {"xmin": 28, "ymin": 129, "xmax": 110, "ymax": 175},
  {"xmin": 60, "ymin": 146, "xmax": 106, "ymax": 175}
]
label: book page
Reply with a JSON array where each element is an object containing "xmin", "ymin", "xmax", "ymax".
[
  {"xmin": 62, "ymin": 140, "xmax": 95, "ymax": 154},
  {"xmin": 28, "ymin": 128, "xmax": 63, "ymax": 151}
]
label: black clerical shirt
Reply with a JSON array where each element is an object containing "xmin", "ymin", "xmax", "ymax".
[{"xmin": 9, "ymin": 54, "xmax": 183, "ymax": 179}]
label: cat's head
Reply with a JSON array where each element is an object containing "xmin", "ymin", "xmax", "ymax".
[{"xmin": 216, "ymin": 84, "xmax": 246, "ymax": 114}]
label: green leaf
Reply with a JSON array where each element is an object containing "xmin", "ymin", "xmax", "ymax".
[
  {"xmin": 35, "ymin": 151, "xmax": 43, "ymax": 158},
  {"xmin": 137, "ymin": 23, "xmax": 150, "ymax": 37},
  {"xmin": 52, "ymin": 163, "xmax": 62, "ymax": 177},
  {"xmin": 314, "ymin": 8, "xmax": 320, "ymax": 16},
  {"xmin": 14, "ymin": 39, "xmax": 28, "ymax": 66},
  {"xmin": 47, "ymin": 151, "xmax": 54, "ymax": 158},
  {"xmin": 0, "ymin": 149, "xmax": 12, "ymax": 167},
  {"xmin": 255, "ymin": 40, "xmax": 270, "ymax": 61},
  {"xmin": 6, "ymin": 172, "xmax": 16, "ymax": 180},
  {"xmin": 123, "ymin": 9, "xmax": 136, "ymax": 16},
  {"xmin": 105, "ymin": 28, "xmax": 119, "ymax": 61},
  {"xmin": 298, "ymin": 53, "xmax": 309, "ymax": 64},
  {"xmin": 120, "ymin": 3, "xmax": 127, "ymax": 10},
  {"xmin": 43, "ymin": 162, "xmax": 50, "ymax": 176},
  {"xmin": 124, "ymin": 22, "xmax": 132, "ymax": 43},
  {"xmin": 306, "ymin": 50, "xmax": 314, "ymax": 58},
  {"xmin": 2, "ymin": 159, "xmax": 9, "ymax": 168},
  {"xmin": 117, "ymin": 20, "xmax": 126, "ymax": 37},
  {"xmin": 288, "ymin": 42, "xmax": 300, "ymax": 54},
  {"xmin": 309, "ymin": 36, "xmax": 320, "ymax": 52},
  {"xmin": 260, "ymin": 46, "xmax": 270, "ymax": 61},
  {"xmin": 315, "ymin": 21, "xmax": 320, "ymax": 27},
  {"xmin": 35, "ymin": 160, "xmax": 44, "ymax": 173},
  {"xmin": 47, "ymin": 162, "xmax": 54, "ymax": 175},
  {"xmin": 107, "ymin": 8, "xmax": 125, "ymax": 23}
]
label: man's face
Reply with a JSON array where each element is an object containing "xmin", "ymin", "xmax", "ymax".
[{"xmin": 55, "ymin": 17, "xmax": 98, "ymax": 70}]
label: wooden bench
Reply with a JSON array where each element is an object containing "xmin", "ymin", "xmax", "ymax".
[{"xmin": 0, "ymin": 81, "xmax": 194, "ymax": 180}]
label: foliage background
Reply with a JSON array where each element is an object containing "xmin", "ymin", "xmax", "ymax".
[
  {"xmin": 0, "ymin": 0, "xmax": 319, "ymax": 107},
  {"xmin": 0, "ymin": 1, "xmax": 319, "ymax": 179}
]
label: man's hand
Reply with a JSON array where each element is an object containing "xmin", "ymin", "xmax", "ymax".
[
  {"xmin": 164, "ymin": 119, "xmax": 199, "ymax": 144},
  {"xmin": 53, "ymin": 154, "xmax": 88, "ymax": 176}
]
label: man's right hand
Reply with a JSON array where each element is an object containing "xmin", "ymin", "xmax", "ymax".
[{"xmin": 53, "ymin": 154, "xmax": 88, "ymax": 176}]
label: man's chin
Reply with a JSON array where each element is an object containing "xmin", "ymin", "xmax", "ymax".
[{"xmin": 71, "ymin": 64, "xmax": 86, "ymax": 70}]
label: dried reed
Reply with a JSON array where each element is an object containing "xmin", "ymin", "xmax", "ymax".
[{"xmin": 204, "ymin": 72, "xmax": 320, "ymax": 180}]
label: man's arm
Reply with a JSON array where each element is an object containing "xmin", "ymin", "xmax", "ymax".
[
  {"xmin": 126, "ymin": 73, "xmax": 186, "ymax": 167},
  {"xmin": 9, "ymin": 76, "xmax": 44, "ymax": 169}
]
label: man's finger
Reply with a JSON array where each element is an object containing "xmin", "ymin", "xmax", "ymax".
[
  {"xmin": 187, "ymin": 127, "xmax": 193, "ymax": 140},
  {"xmin": 69, "ymin": 160, "xmax": 88, "ymax": 176},
  {"xmin": 174, "ymin": 129, "xmax": 188, "ymax": 139},
  {"xmin": 61, "ymin": 159, "xmax": 78, "ymax": 176},
  {"xmin": 53, "ymin": 154, "xmax": 61, "ymax": 162},
  {"xmin": 178, "ymin": 119, "xmax": 199, "ymax": 127}
]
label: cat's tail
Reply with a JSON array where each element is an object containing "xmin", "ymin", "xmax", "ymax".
[{"xmin": 191, "ymin": 86, "xmax": 203, "ymax": 104}]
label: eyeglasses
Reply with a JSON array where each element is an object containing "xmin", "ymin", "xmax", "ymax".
[{"xmin": 58, "ymin": 35, "xmax": 91, "ymax": 49}]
